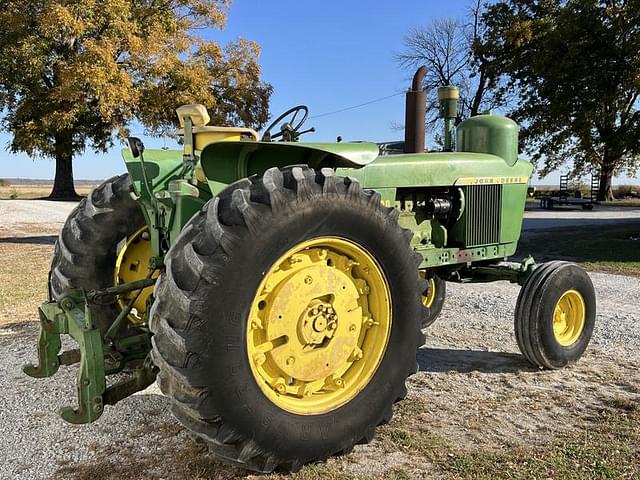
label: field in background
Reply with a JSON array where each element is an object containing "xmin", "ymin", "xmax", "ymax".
[
  {"xmin": 0, "ymin": 180, "xmax": 97, "ymax": 199},
  {"xmin": 530, "ymin": 184, "xmax": 640, "ymax": 207}
]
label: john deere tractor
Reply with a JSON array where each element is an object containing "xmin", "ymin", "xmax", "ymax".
[{"xmin": 25, "ymin": 67, "xmax": 596, "ymax": 473}]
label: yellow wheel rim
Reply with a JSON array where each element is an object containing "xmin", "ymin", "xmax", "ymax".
[
  {"xmin": 114, "ymin": 226, "xmax": 158, "ymax": 324},
  {"xmin": 419, "ymin": 271, "xmax": 436, "ymax": 308},
  {"xmin": 247, "ymin": 236, "xmax": 392, "ymax": 415},
  {"xmin": 552, "ymin": 290, "xmax": 586, "ymax": 346}
]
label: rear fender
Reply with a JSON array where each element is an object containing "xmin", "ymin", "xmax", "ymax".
[{"xmin": 199, "ymin": 141, "xmax": 379, "ymax": 195}]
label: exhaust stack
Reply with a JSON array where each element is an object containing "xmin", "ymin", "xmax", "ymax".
[{"xmin": 404, "ymin": 66, "xmax": 427, "ymax": 153}]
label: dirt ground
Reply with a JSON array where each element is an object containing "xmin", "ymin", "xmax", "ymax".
[{"xmin": 0, "ymin": 212, "xmax": 638, "ymax": 479}]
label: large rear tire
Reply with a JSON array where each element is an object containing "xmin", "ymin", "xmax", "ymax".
[
  {"xmin": 150, "ymin": 166, "xmax": 426, "ymax": 472},
  {"xmin": 50, "ymin": 174, "xmax": 145, "ymax": 331}
]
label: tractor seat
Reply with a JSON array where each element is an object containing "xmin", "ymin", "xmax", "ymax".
[{"xmin": 176, "ymin": 104, "xmax": 259, "ymax": 150}]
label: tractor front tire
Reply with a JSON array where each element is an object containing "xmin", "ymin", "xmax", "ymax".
[
  {"xmin": 515, "ymin": 261, "xmax": 596, "ymax": 369},
  {"xmin": 421, "ymin": 272, "xmax": 446, "ymax": 328},
  {"xmin": 50, "ymin": 174, "xmax": 145, "ymax": 331},
  {"xmin": 150, "ymin": 166, "xmax": 426, "ymax": 472}
]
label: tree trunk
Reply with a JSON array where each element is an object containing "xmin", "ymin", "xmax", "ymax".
[
  {"xmin": 597, "ymin": 163, "xmax": 615, "ymax": 202},
  {"xmin": 49, "ymin": 133, "xmax": 79, "ymax": 200}
]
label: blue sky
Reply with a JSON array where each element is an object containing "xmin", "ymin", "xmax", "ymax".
[{"xmin": 1, "ymin": 0, "xmax": 637, "ymax": 185}]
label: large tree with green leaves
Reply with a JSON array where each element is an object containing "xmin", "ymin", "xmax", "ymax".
[
  {"xmin": 482, "ymin": 0, "xmax": 640, "ymax": 200},
  {"xmin": 0, "ymin": 0, "xmax": 272, "ymax": 199}
]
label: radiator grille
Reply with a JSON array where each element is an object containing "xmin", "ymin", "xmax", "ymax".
[{"xmin": 464, "ymin": 185, "xmax": 502, "ymax": 247}]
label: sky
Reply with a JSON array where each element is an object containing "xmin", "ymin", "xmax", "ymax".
[{"xmin": 1, "ymin": 0, "xmax": 638, "ymax": 185}]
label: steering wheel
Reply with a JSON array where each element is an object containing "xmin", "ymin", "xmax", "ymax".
[{"xmin": 262, "ymin": 105, "xmax": 309, "ymax": 141}]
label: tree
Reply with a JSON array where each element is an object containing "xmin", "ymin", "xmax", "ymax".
[
  {"xmin": 396, "ymin": 1, "xmax": 505, "ymax": 131},
  {"xmin": 482, "ymin": 0, "xmax": 640, "ymax": 200},
  {"xmin": 0, "ymin": 0, "xmax": 272, "ymax": 199}
]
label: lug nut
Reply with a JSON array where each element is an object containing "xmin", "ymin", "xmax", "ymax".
[
  {"xmin": 253, "ymin": 353, "xmax": 266, "ymax": 365},
  {"xmin": 286, "ymin": 356, "xmax": 295, "ymax": 366}
]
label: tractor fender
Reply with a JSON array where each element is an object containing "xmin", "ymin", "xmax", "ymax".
[{"xmin": 199, "ymin": 141, "xmax": 379, "ymax": 195}]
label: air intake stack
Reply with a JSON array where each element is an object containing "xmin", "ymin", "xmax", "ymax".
[{"xmin": 438, "ymin": 85, "xmax": 459, "ymax": 151}]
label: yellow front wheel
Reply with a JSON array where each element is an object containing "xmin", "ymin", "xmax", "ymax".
[
  {"xmin": 419, "ymin": 271, "xmax": 446, "ymax": 328},
  {"xmin": 150, "ymin": 166, "xmax": 426, "ymax": 472},
  {"xmin": 515, "ymin": 261, "xmax": 596, "ymax": 369}
]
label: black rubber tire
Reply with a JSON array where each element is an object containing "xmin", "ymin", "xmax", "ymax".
[
  {"xmin": 515, "ymin": 261, "xmax": 596, "ymax": 369},
  {"xmin": 150, "ymin": 166, "xmax": 426, "ymax": 473},
  {"xmin": 50, "ymin": 174, "xmax": 145, "ymax": 332},
  {"xmin": 422, "ymin": 274, "xmax": 446, "ymax": 328}
]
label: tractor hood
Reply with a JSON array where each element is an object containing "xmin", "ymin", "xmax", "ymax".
[{"xmin": 199, "ymin": 141, "xmax": 379, "ymax": 193}]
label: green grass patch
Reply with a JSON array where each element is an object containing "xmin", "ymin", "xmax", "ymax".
[
  {"xmin": 517, "ymin": 221, "xmax": 640, "ymax": 276},
  {"xmin": 443, "ymin": 406, "xmax": 639, "ymax": 480}
]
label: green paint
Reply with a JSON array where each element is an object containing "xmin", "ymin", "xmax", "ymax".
[{"xmin": 457, "ymin": 114, "xmax": 519, "ymax": 166}]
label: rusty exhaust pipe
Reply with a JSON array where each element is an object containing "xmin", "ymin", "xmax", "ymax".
[{"xmin": 404, "ymin": 66, "xmax": 427, "ymax": 154}]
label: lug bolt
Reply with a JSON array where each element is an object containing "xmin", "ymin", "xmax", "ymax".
[
  {"xmin": 363, "ymin": 316, "xmax": 377, "ymax": 328},
  {"xmin": 350, "ymin": 347, "xmax": 363, "ymax": 361},
  {"xmin": 275, "ymin": 381, "xmax": 287, "ymax": 394},
  {"xmin": 286, "ymin": 356, "xmax": 295, "ymax": 366},
  {"xmin": 304, "ymin": 276, "xmax": 313, "ymax": 285},
  {"xmin": 251, "ymin": 319, "xmax": 263, "ymax": 330}
]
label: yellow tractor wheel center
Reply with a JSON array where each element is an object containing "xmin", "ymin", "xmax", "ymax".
[
  {"xmin": 552, "ymin": 290, "xmax": 586, "ymax": 346},
  {"xmin": 114, "ymin": 227, "xmax": 158, "ymax": 324},
  {"xmin": 247, "ymin": 237, "xmax": 392, "ymax": 415},
  {"xmin": 419, "ymin": 271, "xmax": 437, "ymax": 309}
]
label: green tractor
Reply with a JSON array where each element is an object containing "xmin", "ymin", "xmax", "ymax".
[{"xmin": 25, "ymin": 67, "xmax": 596, "ymax": 473}]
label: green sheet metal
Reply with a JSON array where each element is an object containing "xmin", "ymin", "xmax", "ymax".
[
  {"xmin": 199, "ymin": 141, "xmax": 379, "ymax": 194},
  {"xmin": 338, "ymin": 152, "xmax": 533, "ymax": 190}
]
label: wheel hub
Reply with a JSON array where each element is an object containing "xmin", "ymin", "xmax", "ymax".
[
  {"xmin": 299, "ymin": 300, "xmax": 338, "ymax": 347},
  {"xmin": 114, "ymin": 226, "xmax": 157, "ymax": 324},
  {"xmin": 553, "ymin": 289, "xmax": 586, "ymax": 346},
  {"xmin": 247, "ymin": 237, "xmax": 391, "ymax": 414},
  {"xmin": 419, "ymin": 271, "xmax": 437, "ymax": 308}
]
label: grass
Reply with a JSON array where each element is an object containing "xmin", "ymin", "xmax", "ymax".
[
  {"xmin": 517, "ymin": 221, "xmax": 640, "ymax": 276},
  {"xmin": 373, "ymin": 397, "xmax": 639, "ymax": 480},
  {"xmin": 444, "ymin": 404, "xmax": 639, "ymax": 479},
  {"xmin": 0, "ymin": 183, "xmax": 94, "ymax": 199},
  {"xmin": 0, "ymin": 230, "xmax": 54, "ymax": 325}
]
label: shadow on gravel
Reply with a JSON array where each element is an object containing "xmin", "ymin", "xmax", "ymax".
[
  {"xmin": 0, "ymin": 235, "xmax": 57, "ymax": 245},
  {"xmin": 418, "ymin": 347, "xmax": 537, "ymax": 374}
]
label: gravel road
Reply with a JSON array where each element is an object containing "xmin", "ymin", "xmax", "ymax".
[
  {"xmin": 1, "ymin": 271, "xmax": 638, "ymax": 479},
  {"xmin": 0, "ymin": 200, "xmax": 77, "ymax": 225}
]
